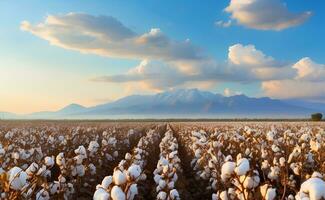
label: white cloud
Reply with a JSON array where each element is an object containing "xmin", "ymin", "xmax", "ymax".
[
  {"xmin": 293, "ymin": 57, "xmax": 325, "ymax": 81},
  {"xmin": 262, "ymin": 80, "xmax": 325, "ymax": 100},
  {"xmin": 227, "ymin": 44, "xmax": 295, "ymax": 80},
  {"xmin": 21, "ymin": 13, "xmax": 202, "ymax": 62},
  {"xmin": 224, "ymin": 0, "xmax": 311, "ymax": 30},
  {"xmin": 262, "ymin": 58, "xmax": 325, "ymax": 100}
]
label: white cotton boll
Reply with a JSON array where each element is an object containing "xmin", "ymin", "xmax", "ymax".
[
  {"xmin": 113, "ymin": 151, "xmax": 119, "ymax": 157},
  {"xmin": 265, "ymin": 188, "xmax": 276, "ymax": 200},
  {"xmin": 36, "ymin": 189, "xmax": 50, "ymax": 200},
  {"xmin": 195, "ymin": 149, "xmax": 201, "ymax": 158},
  {"xmin": 49, "ymin": 182, "xmax": 60, "ymax": 194},
  {"xmin": 125, "ymin": 153, "xmax": 132, "ymax": 160},
  {"xmin": 75, "ymin": 145, "xmax": 87, "ymax": 158},
  {"xmin": 212, "ymin": 193, "xmax": 219, "ymax": 200},
  {"xmin": 157, "ymin": 191, "xmax": 167, "ymax": 200},
  {"xmin": 111, "ymin": 186, "xmax": 126, "ymax": 200},
  {"xmin": 8, "ymin": 167, "xmax": 28, "ymax": 190},
  {"xmin": 241, "ymin": 174, "xmax": 260, "ymax": 189},
  {"xmin": 134, "ymin": 154, "xmax": 141, "ymax": 160},
  {"xmin": 169, "ymin": 189, "xmax": 180, "ymax": 200},
  {"xmin": 268, "ymin": 166, "xmax": 280, "ymax": 180},
  {"xmin": 12, "ymin": 152, "xmax": 19, "ymax": 160},
  {"xmin": 154, "ymin": 174, "xmax": 161, "ymax": 184},
  {"xmin": 168, "ymin": 181, "xmax": 175, "ymax": 189},
  {"xmin": 300, "ymin": 133, "xmax": 310, "ymax": 142},
  {"xmin": 25, "ymin": 162, "xmax": 39, "ymax": 176},
  {"xmin": 113, "ymin": 169, "xmax": 127, "ymax": 185},
  {"xmin": 158, "ymin": 179, "xmax": 166, "ymax": 189},
  {"xmin": 44, "ymin": 156, "xmax": 54, "ymax": 167},
  {"xmin": 261, "ymin": 160, "xmax": 270, "ymax": 170},
  {"xmin": 311, "ymin": 172, "xmax": 323, "ymax": 179},
  {"xmin": 127, "ymin": 165, "xmax": 141, "ymax": 180},
  {"xmin": 89, "ymin": 163, "xmax": 97, "ymax": 175},
  {"xmin": 93, "ymin": 188, "xmax": 110, "ymax": 200},
  {"xmin": 101, "ymin": 176, "xmax": 113, "ymax": 189},
  {"xmin": 76, "ymin": 165, "xmax": 85, "ymax": 177},
  {"xmin": 221, "ymin": 161, "xmax": 236, "ymax": 182},
  {"xmin": 127, "ymin": 183, "xmax": 138, "ymax": 200},
  {"xmin": 279, "ymin": 157, "xmax": 286, "ymax": 167},
  {"xmin": 267, "ymin": 131, "xmax": 275, "ymax": 141},
  {"xmin": 56, "ymin": 153, "xmax": 65, "ymax": 166},
  {"xmin": 271, "ymin": 145, "xmax": 280, "ymax": 153},
  {"xmin": 74, "ymin": 155, "xmax": 85, "ymax": 165},
  {"xmin": 235, "ymin": 158, "xmax": 250, "ymax": 176},
  {"xmin": 88, "ymin": 141, "xmax": 99, "ymax": 153},
  {"xmin": 299, "ymin": 176, "xmax": 325, "ymax": 200}
]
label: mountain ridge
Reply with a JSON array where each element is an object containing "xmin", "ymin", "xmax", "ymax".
[{"xmin": 1, "ymin": 89, "xmax": 324, "ymax": 119}]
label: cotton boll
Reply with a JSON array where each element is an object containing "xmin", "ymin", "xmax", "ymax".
[
  {"xmin": 126, "ymin": 183, "xmax": 138, "ymax": 200},
  {"xmin": 125, "ymin": 153, "xmax": 132, "ymax": 160},
  {"xmin": 279, "ymin": 157, "xmax": 286, "ymax": 167},
  {"xmin": 8, "ymin": 167, "xmax": 28, "ymax": 190},
  {"xmin": 111, "ymin": 186, "xmax": 125, "ymax": 200},
  {"xmin": 89, "ymin": 163, "xmax": 97, "ymax": 175},
  {"xmin": 157, "ymin": 191, "xmax": 167, "ymax": 200},
  {"xmin": 212, "ymin": 193, "xmax": 219, "ymax": 200},
  {"xmin": 76, "ymin": 165, "xmax": 85, "ymax": 177},
  {"xmin": 169, "ymin": 189, "xmax": 180, "ymax": 200},
  {"xmin": 298, "ymin": 176, "xmax": 325, "ymax": 200},
  {"xmin": 88, "ymin": 141, "xmax": 99, "ymax": 153},
  {"xmin": 36, "ymin": 189, "xmax": 50, "ymax": 200},
  {"xmin": 235, "ymin": 158, "xmax": 250, "ymax": 176},
  {"xmin": 12, "ymin": 152, "xmax": 20, "ymax": 160},
  {"xmin": 101, "ymin": 176, "xmax": 113, "ymax": 189},
  {"xmin": 25, "ymin": 162, "xmax": 39, "ymax": 177},
  {"xmin": 127, "ymin": 165, "xmax": 141, "ymax": 180},
  {"xmin": 268, "ymin": 166, "xmax": 280, "ymax": 180},
  {"xmin": 113, "ymin": 169, "xmax": 127, "ymax": 185},
  {"xmin": 222, "ymin": 161, "xmax": 236, "ymax": 176},
  {"xmin": 44, "ymin": 156, "xmax": 54, "ymax": 167},
  {"xmin": 56, "ymin": 153, "xmax": 65, "ymax": 166},
  {"xmin": 93, "ymin": 188, "xmax": 110, "ymax": 200},
  {"xmin": 265, "ymin": 188, "xmax": 276, "ymax": 200}
]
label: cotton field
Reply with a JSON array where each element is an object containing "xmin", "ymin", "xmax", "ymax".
[{"xmin": 0, "ymin": 121, "xmax": 325, "ymax": 200}]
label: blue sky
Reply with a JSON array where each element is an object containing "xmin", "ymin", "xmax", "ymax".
[{"xmin": 1, "ymin": 0, "xmax": 324, "ymax": 113}]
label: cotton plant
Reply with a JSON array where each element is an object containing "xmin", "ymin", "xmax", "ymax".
[
  {"xmin": 153, "ymin": 129, "xmax": 181, "ymax": 200},
  {"xmin": 94, "ymin": 128, "xmax": 160, "ymax": 200}
]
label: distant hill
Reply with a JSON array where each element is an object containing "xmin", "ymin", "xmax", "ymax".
[{"xmin": 1, "ymin": 89, "xmax": 324, "ymax": 119}]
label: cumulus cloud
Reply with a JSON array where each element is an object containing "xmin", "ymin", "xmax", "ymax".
[
  {"xmin": 224, "ymin": 0, "xmax": 311, "ymax": 30},
  {"xmin": 92, "ymin": 44, "xmax": 297, "ymax": 90},
  {"xmin": 21, "ymin": 13, "xmax": 203, "ymax": 62},
  {"xmin": 262, "ymin": 58, "xmax": 325, "ymax": 100},
  {"xmin": 262, "ymin": 80, "xmax": 325, "ymax": 100}
]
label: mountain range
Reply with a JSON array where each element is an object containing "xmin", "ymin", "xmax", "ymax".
[{"xmin": 1, "ymin": 89, "xmax": 324, "ymax": 119}]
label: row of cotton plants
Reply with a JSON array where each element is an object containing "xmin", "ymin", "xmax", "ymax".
[
  {"xmin": 94, "ymin": 128, "xmax": 162, "ymax": 200},
  {"xmin": 0, "ymin": 124, "xmax": 145, "ymax": 199},
  {"xmin": 177, "ymin": 123, "xmax": 325, "ymax": 200},
  {"xmin": 153, "ymin": 129, "xmax": 182, "ymax": 200}
]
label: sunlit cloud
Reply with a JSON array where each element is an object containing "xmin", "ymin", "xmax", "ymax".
[{"xmin": 222, "ymin": 0, "xmax": 311, "ymax": 30}]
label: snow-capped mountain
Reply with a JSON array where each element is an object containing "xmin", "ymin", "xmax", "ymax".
[{"xmin": 1, "ymin": 89, "xmax": 324, "ymax": 119}]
